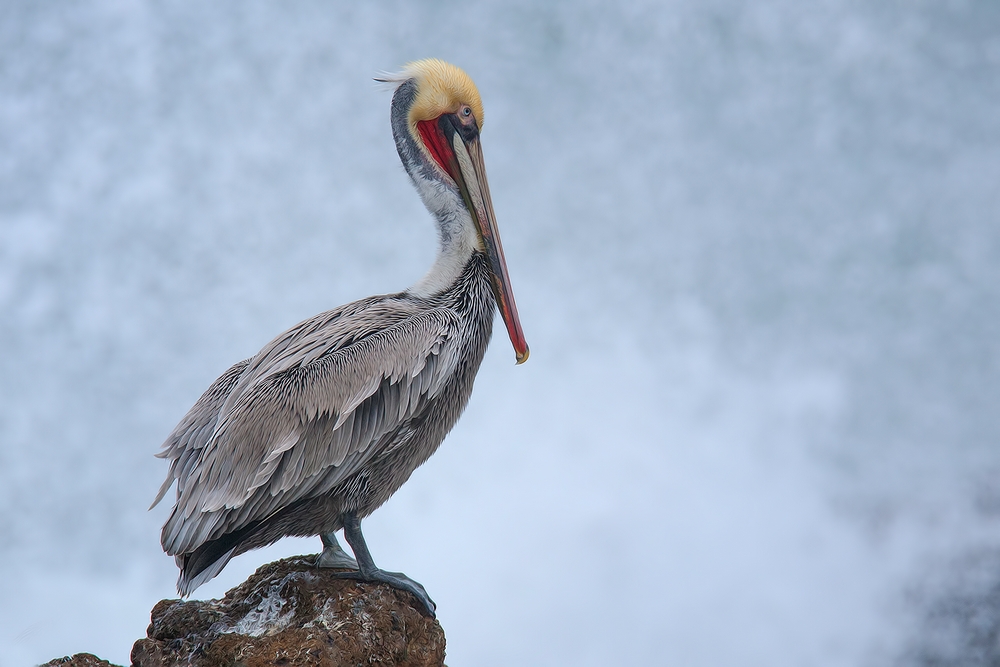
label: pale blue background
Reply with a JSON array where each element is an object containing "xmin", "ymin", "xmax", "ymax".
[{"xmin": 2, "ymin": 2, "xmax": 999, "ymax": 665}]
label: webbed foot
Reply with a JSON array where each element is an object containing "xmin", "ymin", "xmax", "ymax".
[
  {"xmin": 331, "ymin": 567, "xmax": 436, "ymax": 616},
  {"xmin": 335, "ymin": 512, "xmax": 437, "ymax": 617}
]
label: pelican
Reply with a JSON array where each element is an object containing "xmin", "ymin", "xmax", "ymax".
[{"xmin": 151, "ymin": 59, "xmax": 528, "ymax": 616}]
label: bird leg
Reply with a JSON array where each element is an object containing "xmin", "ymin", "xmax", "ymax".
[
  {"xmin": 331, "ymin": 512, "xmax": 437, "ymax": 617},
  {"xmin": 317, "ymin": 531, "xmax": 359, "ymax": 570}
]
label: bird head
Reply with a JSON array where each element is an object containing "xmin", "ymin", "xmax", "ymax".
[{"xmin": 381, "ymin": 59, "xmax": 528, "ymax": 364}]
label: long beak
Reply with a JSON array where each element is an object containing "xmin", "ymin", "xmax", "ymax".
[{"xmin": 448, "ymin": 126, "xmax": 529, "ymax": 364}]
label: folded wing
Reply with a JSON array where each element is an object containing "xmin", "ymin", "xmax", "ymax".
[{"xmin": 155, "ymin": 299, "xmax": 462, "ymax": 557}]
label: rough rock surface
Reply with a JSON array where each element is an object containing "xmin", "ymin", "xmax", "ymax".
[{"xmin": 127, "ymin": 556, "xmax": 447, "ymax": 667}]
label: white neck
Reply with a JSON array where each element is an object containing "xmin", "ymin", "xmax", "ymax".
[{"xmin": 407, "ymin": 170, "xmax": 483, "ymax": 298}]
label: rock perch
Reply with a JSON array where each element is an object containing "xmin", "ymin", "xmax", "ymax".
[
  {"xmin": 45, "ymin": 556, "xmax": 447, "ymax": 667},
  {"xmin": 132, "ymin": 556, "xmax": 446, "ymax": 666}
]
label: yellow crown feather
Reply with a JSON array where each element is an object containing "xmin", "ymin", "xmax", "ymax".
[{"xmin": 400, "ymin": 59, "xmax": 485, "ymax": 130}]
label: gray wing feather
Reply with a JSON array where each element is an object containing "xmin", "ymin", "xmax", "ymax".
[
  {"xmin": 153, "ymin": 299, "xmax": 382, "ymax": 514},
  {"xmin": 150, "ymin": 359, "xmax": 251, "ymax": 509},
  {"xmin": 159, "ymin": 303, "xmax": 462, "ymax": 556}
]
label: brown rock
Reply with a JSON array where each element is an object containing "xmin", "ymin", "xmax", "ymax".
[{"xmin": 129, "ymin": 556, "xmax": 445, "ymax": 667}]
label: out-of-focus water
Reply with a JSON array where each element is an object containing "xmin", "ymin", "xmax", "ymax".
[{"xmin": 2, "ymin": 1, "xmax": 998, "ymax": 665}]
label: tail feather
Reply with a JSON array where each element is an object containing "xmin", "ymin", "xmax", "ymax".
[
  {"xmin": 172, "ymin": 495, "xmax": 326, "ymax": 596},
  {"xmin": 177, "ymin": 545, "xmax": 237, "ymax": 597}
]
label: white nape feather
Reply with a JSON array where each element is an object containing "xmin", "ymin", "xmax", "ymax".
[{"xmin": 407, "ymin": 165, "xmax": 483, "ymax": 298}]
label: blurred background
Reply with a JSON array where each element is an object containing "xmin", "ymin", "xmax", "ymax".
[{"xmin": 2, "ymin": 1, "xmax": 999, "ymax": 665}]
